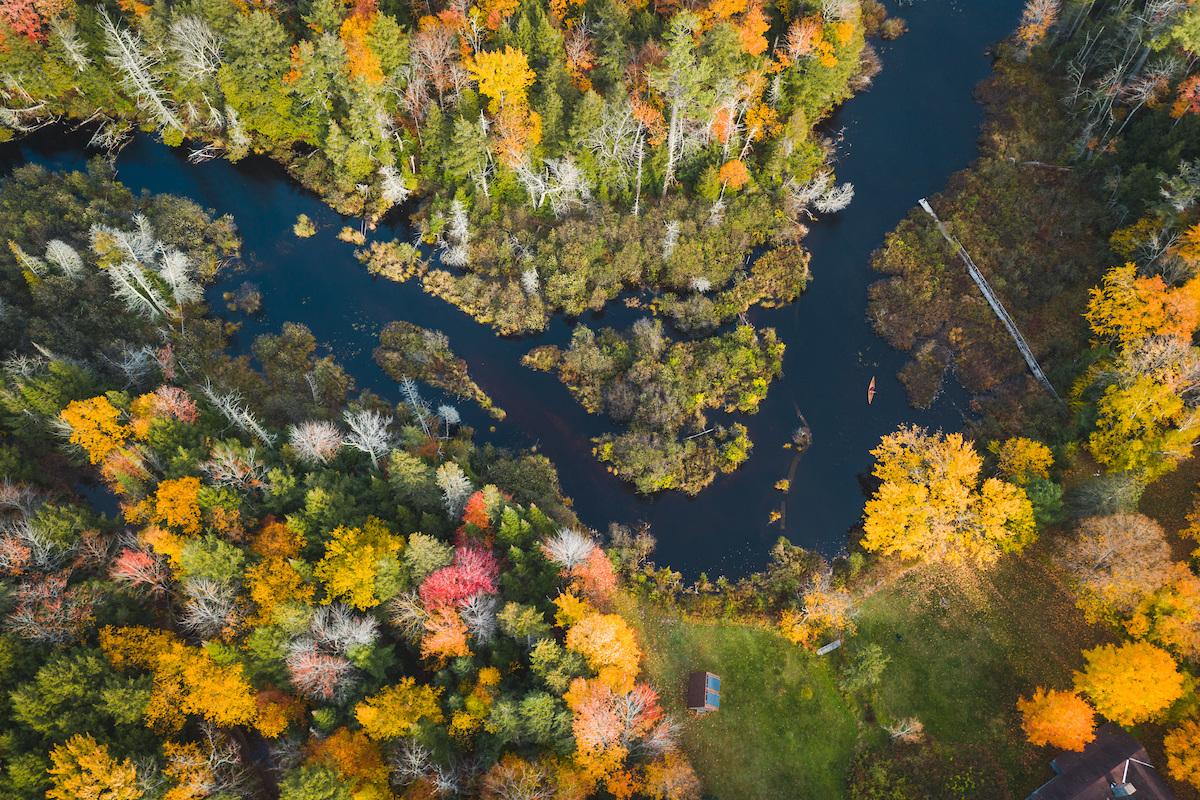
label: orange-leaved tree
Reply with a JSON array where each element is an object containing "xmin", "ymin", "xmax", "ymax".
[
  {"xmin": 1074, "ymin": 641, "xmax": 1185, "ymax": 726},
  {"xmin": 564, "ymin": 679, "xmax": 668, "ymax": 797},
  {"xmin": 355, "ymin": 677, "xmax": 444, "ymax": 739},
  {"xmin": 307, "ymin": 728, "xmax": 391, "ymax": 798},
  {"xmin": 149, "ymin": 476, "xmax": 204, "ymax": 536},
  {"xmin": 1017, "ymin": 688, "xmax": 1096, "ymax": 751},
  {"xmin": 1127, "ymin": 562, "xmax": 1200, "ymax": 660},
  {"xmin": 340, "ymin": 1, "xmax": 385, "ymax": 84},
  {"xmin": 569, "ymin": 549, "xmax": 618, "ymax": 608},
  {"xmin": 643, "ymin": 751, "xmax": 702, "ymax": 800},
  {"xmin": 254, "ymin": 687, "xmax": 307, "ymax": 739},
  {"xmin": 47, "ymin": 733, "xmax": 140, "ymax": 800},
  {"xmin": 421, "ymin": 606, "xmax": 471, "ymax": 662}
]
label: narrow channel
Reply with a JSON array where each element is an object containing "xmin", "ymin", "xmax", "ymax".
[{"xmin": 0, "ymin": 0, "xmax": 1026, "ymax": 578}]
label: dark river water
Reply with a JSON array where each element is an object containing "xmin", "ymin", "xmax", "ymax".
[{"xmin": 1, "ymin": 0, "xmax": 1025, "ymax": 579}]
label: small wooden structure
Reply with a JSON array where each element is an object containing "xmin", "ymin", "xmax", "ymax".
[{"xmin": 687, "ymin": 672, "xmax": 721, "ymax": 713}]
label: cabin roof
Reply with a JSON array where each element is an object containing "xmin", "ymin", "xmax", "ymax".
[
  {"xmin": 686, "ymin": 671, "xmax": 719, "ymax": 711},
  {"xmin": 1027, "ymin": 722, "xmax": 1177, "ymax": 800}
]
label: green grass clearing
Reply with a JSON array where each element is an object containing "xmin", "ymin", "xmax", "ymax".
[
  {"xmin": 623, "ymin": 597, "xmax": 861, "ymax": 800},
  {"xmin": 624, "ymin": 550, "xmax": 1119, "ymax": 799},
  {"xmin": 854, "ymin": 553, "xmax": 1117, "ymax": 797}
]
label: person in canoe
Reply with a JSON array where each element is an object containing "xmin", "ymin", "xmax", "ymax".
[{"xmin": 868, "ymin": 376, "xmax": 876, "ymax": 404}]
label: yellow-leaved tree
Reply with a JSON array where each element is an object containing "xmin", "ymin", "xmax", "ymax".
[
  {"xmin": 149, "ymin": 476, "xmax": 204, "ymax": 536},
  {"xmin": 1165, "ymin": 717, "xmax": 1200, "ymax": 790},
  {"xmin": 861, "ymin": 425, "xmax": 1036, "ymax": 564},
  {"xmin": 60, "ymin": 396, "xmax": 129, "ymax": 465},
  {"xmin": 1074, "ymin": 641, "xmax": 1185, "ymax": 726},
  {"xmin": 991, "ymin": 437, "xmax": 1053, "ymax": 484},
  {"xmin": 565, "ymin": 612, "xmax": 642, "ymax": 693},
  {"xmin": 315, "ymin": 516, "xmax": 404, "ymax": 609},
  {"xmin": 100, "ymin": 626, "xmax": 257, "ymax": 732},
  {"xmin": 48, "ymin": 733, "xmax": 140, "ymax": 800},
  {"xmin": 467, "ymin": 46, "xmax": 536, "ymax": 112},
  {"xmin": 355, "ymin": 678, "xmax": 444, "ymax": 740}
]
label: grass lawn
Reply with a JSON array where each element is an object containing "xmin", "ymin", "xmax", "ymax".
[
  {"xmin": 621, "ymin": 596, "xmax": 862, "ymax": 800},
  {"xmin": 854, "ymin": 553, "xmax": 1118, "ymax": 797},
  {"xmin": 622, "ymin": 549, "xmax": 1122, "ymax": 800}
]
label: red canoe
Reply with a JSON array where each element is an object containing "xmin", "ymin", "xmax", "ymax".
[{"xmin": 868, "ymin": 376, "xmax": 876, "ymax": 404}]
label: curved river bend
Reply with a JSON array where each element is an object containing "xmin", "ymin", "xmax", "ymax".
[{"xmin": 1, "ymin": 0, "xmax": 1025, "ymax": 578}]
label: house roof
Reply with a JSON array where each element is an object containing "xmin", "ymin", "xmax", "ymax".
[{"xmin": 1027, "ymin": 722, "xmax": 1178, "ymax": 800}]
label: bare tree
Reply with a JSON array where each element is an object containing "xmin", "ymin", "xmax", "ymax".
[
  {"xmin": 180, "ymin": 578, "xmax": 240, "ymax": 638},
  {"xmin": 288, "ymin": 420, "xmax": 345, "ymax": 465},
  {"xmin": 390, "ymin": 739, "xmax": 434, "ymax": 786},
  {"xmin": 1056, "ymin": 512, "xmax": 1174, "ymax": 615},
  {"xmin": 169, "ymin": 16, "xmax": 223, "ymax": 83},
  {"xmin": 200, "ymin": 382, "xmax": 276, "ymax": 447},
  {"xmin": 44, "ymin": 239, "xmax": 85, "ymax": 278},
  {"xmin": 580, "ymin": 97, "xmax": 641, "ymax": 188},
  {"xmin": 106, "ymin": 259, "xmax": 173, "ymax": 319},
  {"xmin": 388, "ymin": 591, "xmax": 430, "ymax": 643},
  {"xmin": 821, "ymin": 0, "xmax": 857, "ymax": 22},
  {"xmin": 439, "ymin": 198, "xmax": 470, "ymax": 267},
  {"xmin": 437, "ymin": 404, "xmax": 461, "ymax": 438},
  {"xmin": 662, "ymin": 220, "xmax": 681, "ymax": 260},
  {"xmin": 814, "ymin": 181, "xmax": 855, "ymax": 213},
  {"xmin": 884, "ymin": 717, "xmax": 925, "ymax": 743},
  {"xmin": 9, "ymin": 242, "xmax": 46, "ymax": 277},
  {"xmin": 1160, "ymin": 159, "xmax": 1200, "ymax": 215},
  {"xmin": 400, "ymin": 376, "xmax": 433, "ymax": 438},
  {"xmin": 51, "ymin": 18, "xmax": 91, "ymax": 72},
  {"xmin": 200, "ymin": 442, "xmax": 268, "ymax": 497},
  {"xmin": 284, "ymin": 645, "xmax": 359, "ymax": 703},
  {"xmin": 541, "ymin": 528, "xmax": 596, "ymax": 570},
  {"xmin": 343, "ymin": 409, "xmax": 395, "ymax": 470},
  {"xmin": 99, "ymin": 9, "xmax": 184, "ymax": 133},
  {"xmin": 461, "ymin": 593, "xmax": 499, "ymax": 645},
  {"xmin": 308, "ymin": 602, "xmax": 380, "ymax": 654},
  {"xmin": 378, "ymin": 163, "xmax": 411, "ymax": 206},
  {"xmin": 520, "ymin": 268, "xmax": 539, "ymax": 296},
  {"xmin": 99, "ymin": 345, "xmax": 154, "ymax": 388},
  {"xmin": 157, "ymin": 249, "xmax": 202, "ymax": 309}
]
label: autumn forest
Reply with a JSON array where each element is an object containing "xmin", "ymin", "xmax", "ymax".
[{"xmin": 0, "ymin": 0, "xmax": 1199, "ymax": 798}]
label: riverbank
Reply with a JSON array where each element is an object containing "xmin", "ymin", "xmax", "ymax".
[{"xmin": 0, "ymin": 0, "xmax": 1032, "ymax": 578}]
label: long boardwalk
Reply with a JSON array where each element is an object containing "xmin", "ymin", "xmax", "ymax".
[{"xmin": 918, "ymin": 198, "xmax": 1063, "ymax": 404}]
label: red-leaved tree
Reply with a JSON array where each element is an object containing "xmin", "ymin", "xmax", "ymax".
[
  {"xmin": 419, "ymin": 545, "xmax": 499, "ymax": 609},
  {"xmin": 110, "ymin": 548, "xmax": 170, "ymax": 597},
  {"xmin": 4, "ymin": 571, "xmax": 103, "ymax": 644},
  {"xmin": 571, "ymin": 549, "xmax": 617, "ymax": 608},
  {"xmin": 147, "ymin": 386, "xmax": 199, "ymax": 423}
]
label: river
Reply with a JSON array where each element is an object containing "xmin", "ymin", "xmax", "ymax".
[{"xmin": 0, "ymin": 0, "xmax": 1026, "ymax": 579}]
